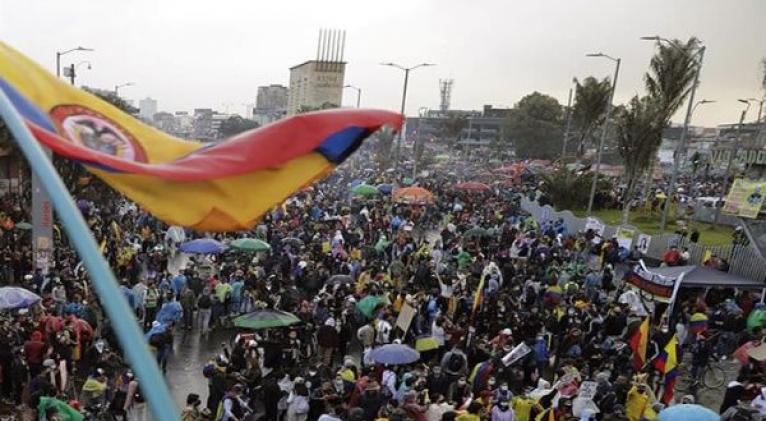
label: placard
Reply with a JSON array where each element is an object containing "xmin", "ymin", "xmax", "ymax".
[
  {"xmin": 636, "ymin": 234, "xmax": 651, "ymax": 254},
  {"xmin": 502, "ymin": 342, "xmax": 532, "ymax": 366},
  {"xmin": 615, "ymin": 227, "xmax": 635, "ymax": 250},
  {"xmin": 396, "ymin": 303, "xmax": 416, "ymax": 333}
]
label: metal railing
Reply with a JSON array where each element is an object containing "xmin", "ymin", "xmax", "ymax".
[{"xmin": 521, "ymin": 198, "xmax": 766, "ymax": 282}]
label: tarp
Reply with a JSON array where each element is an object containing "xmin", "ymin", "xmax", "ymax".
[{"xmin": 649, "ymin": 265, "xmax": 765, "ymax": 290}]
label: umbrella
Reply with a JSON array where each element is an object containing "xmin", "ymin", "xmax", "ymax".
[
  {"xmin": 281, "ymin": 237, "xmax": 304, "ymax": 248},
  {"xmin": 38, "ymin": 397, "xmax": 84, "ymax": 421},
  {"xmin": 369, "ymin": 343, "xmax": 420, "ymax": 365},
  {"xmin": 351, "ymin": 184, "xmax": 380, "ymax": 197},
  {"xmin": 327, "ymin": 274, "xmax": 353, "ymax": 285},
  {"xmin": 377, "ymin": 183, "xmax": 395, "ymax": 194},
  {"xmin": 231, "ymin": 238, "xmax": 271, "ymax": 252},
  {"xmin": 15, "ymin": 221, "xmax": 33, "ymax": 230},
  {"xmin": 455, "ymin": 182, "xmax": 490, "ymax": 192},
  {"xmin": 233, "ymin": 309, "xmax": 301, "ymax": 330},
  {"xmin": 463, "ymin": 227, "xmax": 489, "ymax": 239},
  {"xmin": 658, "ymin": 404, "xmax": 718, "ymax": 421},
  {"xmin": 357, "ymin": 295, "xmax": 385, "ymax": 318},
  {"xmin": 415, "ymin": 336, "xmax": 440, "ymax": 352},
  {"xmin": 165, "ymin": 226, "xmax": 186, "ymax": 243},
  {"xmin": 349, "ymin": 179, "xmax": 364, "ymax": 188},
  {"xmin": 0, "ymin": 287, "xmax": 41, "ymax": 310},
  {"xmin": 402, "ymin": 177, "xmax": 415, "ymax": 185},
  {"xmin": 393, "ymin": 187, "xmax": 434, "ymax": 205},
  {"xmin": 179, "ymin": 238, "xmax": 227, "ymax": 254}
]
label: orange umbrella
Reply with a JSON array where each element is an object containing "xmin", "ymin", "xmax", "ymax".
[
  {"xmin": 455, "ymin": 182, "xmax": 490, "ymax": 192},
  {"xmin": 393, "ymin": 186, "xmax": 434, "ymax": 205}
]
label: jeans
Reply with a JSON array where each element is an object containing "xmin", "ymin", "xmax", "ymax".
[{"xmin": 198, "ymin": 308, "xmax": 212, "ymax": 334}]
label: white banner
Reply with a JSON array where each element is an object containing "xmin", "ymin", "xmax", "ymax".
[{"xmin": 502, "ymin": 342, "xmax": 532, "ymax": 366}]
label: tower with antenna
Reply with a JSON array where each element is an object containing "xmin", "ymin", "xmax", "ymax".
[
  {"xmin": 287, "ymin": 29, "xmax": 347, "ymax": 115},
  {"xmin": 439, "ymin": 79, "xmax": 453, "ymax": 113}
]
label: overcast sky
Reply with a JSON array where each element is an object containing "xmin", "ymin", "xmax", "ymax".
[{"xmin": 2, "ymin": 0, "xmax": 764, "ymax": 126}]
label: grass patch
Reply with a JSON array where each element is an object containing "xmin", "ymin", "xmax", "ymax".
[{"xmin": 569, "ymin": 208, "xmax": 734, "ymax": 246}]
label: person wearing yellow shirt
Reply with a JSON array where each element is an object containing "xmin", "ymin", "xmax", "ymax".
[
  {"xmin": 625, "ymin": 383, "xmax": 653, "ymax": 421},
  {"xmin": 456, "ymin": 401, "xmax": 483, "ymax": 421}
]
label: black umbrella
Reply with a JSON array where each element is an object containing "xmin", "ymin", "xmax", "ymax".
[{"xmin": 326, "ymin": 274, "xmax": 353, "ymax": 285}]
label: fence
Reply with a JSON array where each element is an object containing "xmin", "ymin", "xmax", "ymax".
[{"xmin": 521, "ymin": 198, "xmax": 766, "ymax": 282}]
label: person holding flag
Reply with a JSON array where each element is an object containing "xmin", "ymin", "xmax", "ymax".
[{"xmin": 628, "ymin": 318, "xmax": 649, "ymax": 372}]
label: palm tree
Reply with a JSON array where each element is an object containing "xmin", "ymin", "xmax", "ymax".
[
  {"xmin": 645, "ymin": 37, "xmax": 701, "ymax": 123},
  {"xmin": 616, "ymin": 96, "xmax": 664, "ymax": 225},
  {"xmin": 572, "ymin": 76, "xmax": 611, "ymax": 158}
]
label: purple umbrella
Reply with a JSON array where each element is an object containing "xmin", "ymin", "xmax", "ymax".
[{"xmin": 0, "ymin": 287, "xmax": 41, "ymax": 310}]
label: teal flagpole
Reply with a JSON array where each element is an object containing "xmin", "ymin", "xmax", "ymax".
[{"xmin": 0, "ymin": 89, "xmax": 179, "ymax": 420}]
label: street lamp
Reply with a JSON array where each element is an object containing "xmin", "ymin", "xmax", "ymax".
[
  {"xmin": 56, "ymin": 46, "xmax": 93, "ymax": 78},
  {"xmin": 714, "ymin": 99, "xmax": 755, "ymax": 224},
  {"xmin": 63, "ymin": 61, "xmax": 92, "ymax": 86},
  {"xmin": 344, "ymin": 85, "xmax": 362, "ymax": 108},
  {"xmin": 562, "ymin": 77, "xmax": 577, "ymax": 161},
  {"xmin": 642, "ymin": 36, "xmax": 706, "ymax": 230},
  {"xmin": 585, "ymin": 53, "xmax": 621, "ymax": 217},
  {"xmin": 692, "ymin": 99, "xmax": 715, "ymax": 114},
  {"xmin": 114, "ymin": 82, "xmax": 135, "ymax": 96},
  {"xmin": 381, "ymin": 62, "xmax": 435, "ymax": 169}
]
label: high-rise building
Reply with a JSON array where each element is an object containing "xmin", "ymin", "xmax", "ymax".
[
  {"xmin": 254, "ymin": 85, "xmax": 288, "ymax": 125},
  {"xmin": 138, "ymin": 97, "xmax": 157, "ymax": 121},
  {"xmin": 287, "ymin": 29, "xmax": 346, "ymax": 115}
]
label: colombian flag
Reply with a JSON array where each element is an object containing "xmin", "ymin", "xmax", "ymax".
[
  {"xmin": 0, "ymin": 43, "xmax": 402, "ymax": 231},
  {"xmin": 468, "ymin": 360, "xmax": 493, "ymax": 392},
  {"xmin": 629, "ymin": 317, "xmax": 649, "ymax": 371},
  {"xmin": 689, "ymin": 312, "xmax": 709, "ymax": 335},
  {"xmin": 653, "ymin": 335, "xmax": 679, "ymax": 404}
]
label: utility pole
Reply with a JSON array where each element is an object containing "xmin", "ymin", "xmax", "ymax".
[
  {"xmin": 586, "ymin": 54, "xmax": 621, "ymax": 217},
  {"xmin": 714, "ymin": 100, "xmax": 753, "ymax": 224},
  {"xmin": 562, "ymin": 83, "xmax": 574, "ymax": 162}
]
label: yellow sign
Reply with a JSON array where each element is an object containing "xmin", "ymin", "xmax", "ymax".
[{"xmin": 723, "ymin": 178, "xmax": 766, "ymax": 218}]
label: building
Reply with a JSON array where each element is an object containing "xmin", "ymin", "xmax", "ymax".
[
  {"xmin": 254, "ymin": 84, "xmax": 288, "ymax": 125},
  {"xmin": 287, "ymin": 29, "xmax": 347, "ymax": 115},
  {"xmin": 405, "ymin": 105, "xmax": 511, "ymax": 147},
  {"xmin": 138, "ymin": 97, "xmax": 157, "ymax": 121}
]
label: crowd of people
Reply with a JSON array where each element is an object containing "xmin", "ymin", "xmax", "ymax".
[{"xmin": 1, "ymin": 147, "xmax": 766, "ymax": 421}]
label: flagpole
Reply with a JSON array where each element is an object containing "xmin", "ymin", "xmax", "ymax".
[{"xmin": 0, "ymin": 89, "xmax": 179, "ymax": 421}]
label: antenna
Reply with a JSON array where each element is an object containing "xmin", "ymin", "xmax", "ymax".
[
  {"xmin": 340, "ymin": 30, "xmax": 346, "ymax": 65},
  {"xmin": 439, "ymin": 79, "xmax": 453, "ymax": 112},
  {"xmin": 316, "ymin": 29, "xmax": 322, "ymax": 62}
]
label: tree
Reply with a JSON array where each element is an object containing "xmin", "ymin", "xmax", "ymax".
[
  {"xmin": 505, "ymin": 92, "xmax": 563, "ymax": 160},
  {"xmin": 645, "ymin": 37, "xmax": 701, "ymax": 124},
  {"xmin": 440, "ymin": 114, "xmax": 467, "ymax": 147},
  {"xmin": 615, "ymin": 96, "xmax": 664, "ymax": 225},
  {"xmin": 539, "ymin": 168, "xmax": 608, "ymax": 210},
  {"xmin": 572, "ymin": 76, "xmax": 611, "ymax": 158},
  {"xmin": 82, "ymin": 86, "xmax": 139, "ymax": 114},
  {"xmin": 218, "ymin": 116, "xmax": 259, "ymax": 138}
]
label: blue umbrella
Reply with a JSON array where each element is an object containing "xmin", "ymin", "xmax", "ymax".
[
  {"xmin": 350, "ymin": 179, "xmax": 364, "ymax": 188},
  {"xmin": 658, "ymin": 404, "xmax": 719, "ymax": 421},
  {"xmin": 377, "ymin": 183, "xmax": 395, "ymax": 194},
  {"xmin": 179, "ymin": 238, "xmax": 227, "ymax": 254},
  {"xmin": 0, "ymin": 287, "xmax": 41, "ymax": 310},
  {"xmin": 369, "ymin": 343, "xmax": 420, "ymax": 365}
]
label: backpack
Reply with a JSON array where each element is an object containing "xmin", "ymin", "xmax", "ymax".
[
  {"xmin": 446, "ymin": 352, "xmax": 463, "ymax": 373},
  {"xmin": 198, "ymin": 294, "xmax": 212, "ymax": 309}
]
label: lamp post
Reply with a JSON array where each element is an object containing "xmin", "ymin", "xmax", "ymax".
[
  {"xmin": 56, "ymin": 46, "xmax": 93, "ymax": 78},
  {"xmin": 114, "ymin": 82, "xmax": 135, "ymax": 96},
  {"xmin": 714, "ymin": 99, "xmax": 754, "ymax": 224},
  {"xmin": 562, "ymin": 78, "xmax": 577, "ymax": 162},
  {"xmin": 64, "ymin": 61, "xmax": 92, "ymax": 86},
  {"xmin": 381, "ymin": 62, "xmax": 435, "ymax": 170},
  {"xmin": 585, "ymin": 53, "xmax": 621, "ymax": 217},
  {"xmin": 344, "ymin": 85, "xmax": 361, "ymax": 108},
  {"xmin": 641, "ymin": 36, "xmax": 706, "ymax": 231}
]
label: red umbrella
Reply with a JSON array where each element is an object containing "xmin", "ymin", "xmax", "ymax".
[{"xmin": 455, "ymin": 182, "xmax": 490, "ymax": 192}]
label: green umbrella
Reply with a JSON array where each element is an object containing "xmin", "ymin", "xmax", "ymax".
[
  {"xmin": 231, "ymin": 238, "xmax": 271, "ymax": 252},
  {"xmin": 402, "ymin": 177, "xmax": 415, "ymax": 186},
  {"xmin": 356, "ymin": 295, "xmax": 385, "ymax": 319},
  {"xmin": 463, "ymin": 227, "xmax": 488, "ymax": 239},
  {"xmin": 15, "ymin": 221, "xmax": 32, "ymax": 230},
  {"xmin": 38, "ymin": 397, "xmax": 83, "ymax": 421},
  {"xmin": 233, "ymin": 309, "xmax": 301, "ymax": 330},
  {"xmin": 351, "ymin": 184, "xmax": 380, "ymax": 197}
]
